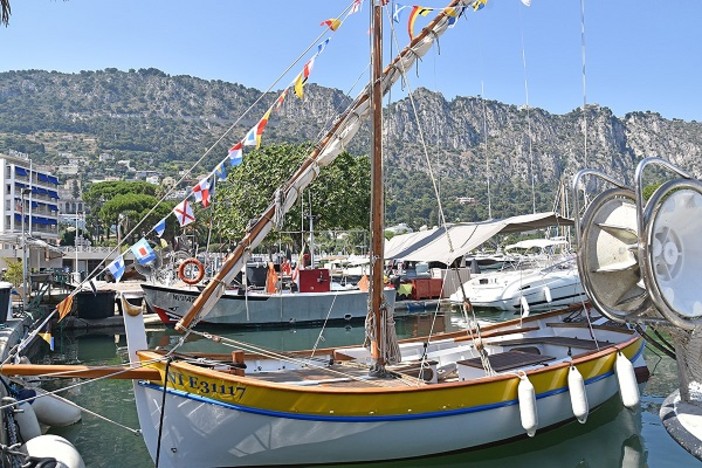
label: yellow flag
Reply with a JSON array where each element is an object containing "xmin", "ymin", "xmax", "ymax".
[
  {"xmin": 39, "ymin": 332, "xmax": 54, "ymax": 351},
  {"xmin": 57, "ymin": 294, "xmax": 75, "ymax": 321}
]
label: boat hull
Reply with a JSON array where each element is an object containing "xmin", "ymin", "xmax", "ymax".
[
  {"xmin": 141, "ymin": 283, "xmax": 397, "ymax": 326},
  {"xmin": 451, "ymin": 269, "xmax": 586, "ymax": 311},
  {"xmin": 134, "ymin": 335, "xmax": 645, "ymax": 467}
]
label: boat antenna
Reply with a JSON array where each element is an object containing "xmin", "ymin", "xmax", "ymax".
[
  {"xmin": 480, "ymin": 83, "xmax": 492, "ymax": 220},
  {"xmin": 519, "ymin": 5, "xmax": 536, "ymax": 214},
  {"xmin": 580, "ymin": 0, "xmax": 588, "ymax": 170}
]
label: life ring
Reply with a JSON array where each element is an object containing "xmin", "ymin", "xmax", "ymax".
[{"xmin": 178, "ymin": 258, "xmax": 205, "ymax": 285}]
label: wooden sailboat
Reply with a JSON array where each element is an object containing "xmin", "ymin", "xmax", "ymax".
[{"xmin": 0, "ymin": 2, "xmax": 648, "ymax": 467}]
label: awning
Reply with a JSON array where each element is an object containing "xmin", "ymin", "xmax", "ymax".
[
  {"xmin": 385, "ymin": 212, "xmax": 573, "ymax": 266},
  {"xmin": 0, "ymin": 234, "xmax": 63, "ymax": 256}
]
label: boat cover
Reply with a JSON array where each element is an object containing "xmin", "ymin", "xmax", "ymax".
[{"xmin": 385, "ymin": 212, "xmax": 573, "ymax": 266}]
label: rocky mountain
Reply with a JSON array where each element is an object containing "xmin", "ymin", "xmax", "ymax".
[{"xmin": 1, "ymin": 68, "xmax": 701, "ymax": 226}]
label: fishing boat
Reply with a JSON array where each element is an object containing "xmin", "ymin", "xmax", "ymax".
[
  {"xmin": 572, "ymin": 157, "xmax": 702, "ymax": 461},
  {"xmin": 142, "ymin": 279, "xmax": 396, "ymax": 326},
  {"xmin": 0, "ymin": 2, "xmax": 649, "ymax": 467}
]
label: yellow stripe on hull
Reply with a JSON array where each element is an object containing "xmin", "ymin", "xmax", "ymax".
[{"xmin": 137, "ymin": 335, "xmax": 643, "ymax": 418}]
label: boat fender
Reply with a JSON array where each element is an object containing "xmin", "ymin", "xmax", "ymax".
[
  {"xmin": 31, "ymin": 388, "xmax": 82, "ymax": 427},
  {"xmin": 13, "ymin": 399, "xmax": 42, "ymax": 442},
  {"xmin": 517, "ymin": 373, "xmax": 538, "ymax": 437},
  {"xmin": 21, "ymin": 434, "xmax": 85, "ymax": 468},
  {"xmin": 178, "ymin": 258, "xmax": 205, "ymax": 285},
  {"xmin": 615, "ymin": 352, "xmax": 640, "ymax": 408},
  {"xmin": 568, "ymin": 365, "xmax": 589, "ymax": 424},
  {"xmin": 520, "ymin": 296, "xmax": 530, "ymax": 318},
  {"xmin": 543, "ymin": 286, "xmax": 552, "ymax": 303}
]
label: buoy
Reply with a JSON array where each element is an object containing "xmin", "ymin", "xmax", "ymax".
[
  {"xmin": 22, "ymin": 434, "xmax": 85, "ymax": 468},
  {"xmin": 31, "ymin": 389, "xmax": 82, "ymax": 427},
  {"xmin": 14, "ymin": 400, "xmax": 42, "ymax": 442},
  {"xmin": 568, "ymin": 365, "xmax": 589, "ymax": 424},
  {"xmin": 615, "ymin": 352, "xmax": 640, "ymax": 408},
  {"xmin": 517, "ymin": 373, "xmax": 538, "ymax": 437},
  {"xmin": 543, "ymin": 286, "xmax": 552, "ymax": 303}
]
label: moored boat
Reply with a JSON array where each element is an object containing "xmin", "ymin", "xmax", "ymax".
[{"xmin": 0, "ymin": 2, "xmax": 650, "ymax": 467}]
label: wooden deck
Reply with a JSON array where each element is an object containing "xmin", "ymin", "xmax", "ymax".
[
  {"xmin": 458, "ymin": 350, "xmax": 555, "ymax": 373},
  {"xmin": 252, "ymin": 363, "xmax": 426, "ymax": 388},
  {"xmin": 496, "ymin": 336, "xmax": 610, "ymax": 350}
]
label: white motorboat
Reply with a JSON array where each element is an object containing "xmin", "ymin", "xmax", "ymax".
[{"xmin": 449, "ymin": 238, "xmax": 586, "ymax": 312}]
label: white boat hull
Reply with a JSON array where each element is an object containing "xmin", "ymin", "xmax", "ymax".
[
  {"xmin": 136, "ymin": 371, "xmax": 623, "ymax": 467},
  {"xmin": 450, "ymin": 267, "xmax": 586, "ymax": 311},
  {"xmin": 142, "ymin": 283, "xmax": 396, "ymax": 326}
]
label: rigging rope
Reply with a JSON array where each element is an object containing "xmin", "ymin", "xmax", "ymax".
[
  {"xmin": 186, "ymin": 328, "xmax": 418, "ymax": 387},
  {"xmin": 383, "ymin": 6, "xmax": 496, "ymax": 376},
  {"xmin": 580, "ymin": 0, "xmax": 589, "ymax": 170},
  {"xmin": 518, "ymin": 5, "xmax": 536, "ymax": 214}
]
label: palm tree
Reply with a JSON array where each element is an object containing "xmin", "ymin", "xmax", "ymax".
[{"xmin": 1, "ymin": 0, "xmax": 10, "ymax": 26}]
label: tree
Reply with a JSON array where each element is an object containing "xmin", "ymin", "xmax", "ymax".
[
  {"xmin": 83, "ymin": 180, "xmax": 173, "ymax": 244},
  {"xmin": 212, "ymin": 143, "xmax": 370, "ymax": 249}
]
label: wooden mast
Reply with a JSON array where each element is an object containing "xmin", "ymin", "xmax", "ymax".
[
  {"xmin": 369, "ymin": 0, "xmax": 386, "ymax": 375},
  {"xmin": 174, "ymin": 1, "xmax": 469, "ymax": 333}
]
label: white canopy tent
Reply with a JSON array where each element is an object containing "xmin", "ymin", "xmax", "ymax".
[{"xmin": 385, "ymin": 212, "xmax": 573, "ymax": 266}]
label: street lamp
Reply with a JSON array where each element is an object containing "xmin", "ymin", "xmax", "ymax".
[{"xmin": 20, "ymin": 187, "xmax": 31, "ymax": 309}]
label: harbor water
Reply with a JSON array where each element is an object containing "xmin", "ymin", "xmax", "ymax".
[{"xmin": 40, "ymin": 308, "xmax": 698, "ymax": 467}]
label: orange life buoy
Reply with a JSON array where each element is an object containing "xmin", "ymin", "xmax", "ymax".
[{"xmin": 178, "ymin": 258, "xmax": 205, "ymax": 285}]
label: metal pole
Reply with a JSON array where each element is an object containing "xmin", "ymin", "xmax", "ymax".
[{"xmin": 21, "ymin": 188, "xmax": 30, "ymax": 309}]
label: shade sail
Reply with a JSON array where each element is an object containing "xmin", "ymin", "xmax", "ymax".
[{"xmin": 385, "ymin": 212, "xmax": 573, "ymax": 266}]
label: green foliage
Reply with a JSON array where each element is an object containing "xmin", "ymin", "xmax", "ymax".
[
  {"xmin": 3, "ymin": 258, "xmax": 23, "ymax": 287},
  {"xmin": 212, "ymin": 143, "xmax": 370, "ymax": 247},
  {"xmin": 82, "ymin": 181, "xmax": 174, "ymax": 245},
  {"xmin": 643, "ymin": 183, "xmax": 662, "ymax": 200}
]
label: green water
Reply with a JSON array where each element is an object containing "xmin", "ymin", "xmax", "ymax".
[{"xmin": 41, "ymin": 311, "xmax": 697, "ymax": 467}]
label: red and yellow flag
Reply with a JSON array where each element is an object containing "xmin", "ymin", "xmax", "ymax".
[
  {"xmin": 320, "ymin": 18, "xmax": 342, "ymax": 31},
  {"xmin": 255, "ymin": 107, "xmax": 273, "ymax": 149},
  {"xmin": 57, "ymin": 294, "xmax": 75, "ymax": 322},
  {"xmin": 294, "ymin": 56, "xmax": 316, "ymax": 99},
  {"xmin": 408, "ymin": 6, "xmax": 433, "ymax": 40}
]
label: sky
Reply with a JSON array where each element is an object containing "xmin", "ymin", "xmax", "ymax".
[{"xmin": 2, "ymin": 0, "xmax": 702, "ymax": 122}]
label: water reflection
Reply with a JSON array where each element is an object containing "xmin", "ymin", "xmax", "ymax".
[{"xmin": 348, "ymin": 397, "xmax": 646, "ymax": 468}]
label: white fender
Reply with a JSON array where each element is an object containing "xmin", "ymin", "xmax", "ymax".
[
  {"xmin": 543, "ymin": 286, "xmax": 552, "ymax": 303},
  {"xmin": 22, "ymin": 434, "xmax": 85, "ymax": 468},
  {"xmin": 520, "ymin": 296, "xmax": 530, "ymax": 318},
  {"xmin": 15, "ymin": 400, "xmax": 42, "ymax": 442},
  {"xmin": 615, "ymin": 352, "xmax": 640, "ymax": 408},
  {"xmin": 518, "ymin": 374, "xmax": 538, "ymax": 437},
  {"xmin": 568, "ymin": 365, "xmax": 589, "ymax": 424},
  {"xmin": 32, "ymin": 389, "xmax": 82, "ymax": 427}
]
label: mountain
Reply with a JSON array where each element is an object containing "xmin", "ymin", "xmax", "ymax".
[{"xmin": 1, "ymin": 68, "xmax": 701, "ymax": 226}]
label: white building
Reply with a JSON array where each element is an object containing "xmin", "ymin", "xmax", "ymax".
[{"xmin": 0, "ymin": 152, "xmax": 63, "ymax": 271}]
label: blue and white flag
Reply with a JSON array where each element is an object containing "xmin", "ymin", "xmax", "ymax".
[
  {"xmin": 214, "ymin": 162, "xmax": 228, "ymax": 181},
  {"xmin": 153, "ymin": 216, "xmax": 167, "ymax": 238},
  {"xmin": 242, "ymin": 126, "xmax": 257, "ymax": 147},
  {"xmin": 107, "ymin": 255, "xmax": 125, "ymax": 283},
  {"xmin": 130, "ymin": 238, "xmax": 157, "ymax": 265}
]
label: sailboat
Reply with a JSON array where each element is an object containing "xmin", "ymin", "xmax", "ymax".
[{"xmin": 0, "ymin": 2, "xmax": 648, "ymax": 466}]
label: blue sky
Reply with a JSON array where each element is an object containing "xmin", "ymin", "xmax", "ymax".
[{"xmin": 2, "ymin": 0, "xmax": 701, "ymax": 122}]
